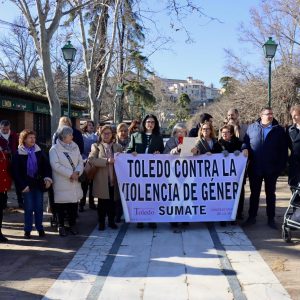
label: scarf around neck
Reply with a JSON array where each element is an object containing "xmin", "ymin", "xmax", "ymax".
[
  {"xmin": 24, "ymin": 145, "xmax": 38, "ymax": 178},
  {"xmin": 58, "ymin": 139, "xmax": 78, "ymax": 152},
  {"xmin": 0, "ymin": 130, "xmax": 10, "ymax": 141}
]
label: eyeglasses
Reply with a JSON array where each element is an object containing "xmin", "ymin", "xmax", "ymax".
[
  {"xmin": 102, "ymin": 132, "xmax": 112, "ymax": 136},
  {"xmin": 146, "ymin": 121, "xmax": 155, "ymax": 124},
  {"xmin": 262, "ymin": 113, "xmax": 273, "ymax": 116},
  {"xmin": 202, "ymin": 128, "xmax": 211, "ymax": 131}
]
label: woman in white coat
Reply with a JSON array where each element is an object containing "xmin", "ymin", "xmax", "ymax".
[{"xmin": 49, "ymin": 126, "xmax": 83, "ymax": 236}]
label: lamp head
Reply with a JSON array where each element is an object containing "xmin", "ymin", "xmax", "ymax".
[
  {"xmin": 263, "ymin": 37, "xmax": 278, "ymax": 59},
  {"xmin": 62, "ymin": 41, "xmax": 77, "ymax": 64}
]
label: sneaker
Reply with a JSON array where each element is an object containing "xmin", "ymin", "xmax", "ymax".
[
  {"xmin": 24, "ymin": 231, "xmax": 31, "ymax": 239},
  {"xmin": 148, "ymin": 223, "xmax": 157, "ymax": 229},
  {"xmin": 136, "ymin": 223, "xmax": 144, "ymax": 229},
  {"xmin": 108, "ymin": 223, "xmax": 118, "ymax": 229},
  {"xmin": 0, "ymin": 233, "xmax": 8, "ymax": 243},
  {"xmin": 58, "ymin": 227, "xmax": 67, "ymax": 237},
  {"xmin": 268, "ymin": 219, "xmax": 278, "ymax": 230},
  {"xmin": 98, "ymin": 223, "xmax": 105, "ymax": 231},
  {"xmin": 38, "ymin": 230, "xmax": 45, "ymax": 237},
  {"xmin": 242, "ymin": 217, "xmax": 256, "ymax": 227},
  {"xmin": 69, "ymin": 225, "xmax": 79, "ymax": 235}
]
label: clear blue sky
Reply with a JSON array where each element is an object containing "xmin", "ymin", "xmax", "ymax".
[
  {"xmin": 142, "ymin": 0, "xmax": 263, "ymax": 87},
  {"xmin": 0, "ymin": 0, "xmax": 263, "ymax": 87}
]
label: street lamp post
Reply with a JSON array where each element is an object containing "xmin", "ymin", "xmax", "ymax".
[
  {"xmin": 115, "ymin": 85, "xmax": 124, "ymax": 124},
  {"xmin": 61, "ymin": 41, "xmax": 77, "ymax": 118},
  {"xmin": 263, "ymin": 37, "xmax": 278, "ymax": 107},
  {"xmin": 128, "ymin": 92, "xmax": 135, "ymax": 120}
]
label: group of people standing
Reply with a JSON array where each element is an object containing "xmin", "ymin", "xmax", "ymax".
[{"xmin": 1, "ymin": 104, "xmax": 300, "ymax": 242}]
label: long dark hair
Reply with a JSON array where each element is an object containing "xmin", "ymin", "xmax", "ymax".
[{"xmin": 141, "ymin": 114, "xmax": 160, "ymax": 135}]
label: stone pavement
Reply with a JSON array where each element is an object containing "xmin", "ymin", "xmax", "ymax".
[{"xmin": 0, "ymin": 178, "xmax": 300, "ymax": 300}]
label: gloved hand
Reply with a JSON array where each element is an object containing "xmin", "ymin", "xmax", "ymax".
[
  {"xmin": 234, "ymin": 150, "xmax": 240, "ymax": 156},
  {"xmin": 222, "ymin": 150, "xmax": 229, "ymax": 157}
]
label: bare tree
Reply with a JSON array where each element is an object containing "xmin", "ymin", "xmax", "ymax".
[
  {"xmin": 220, "ymin": 0, "xmax": 300, "ymax": 126},
  {"xmin": 10, "ymin": 0, "xmax": 92, "ymax": 134},
  {"xmin": 75, "ymin": 0, "xmax": 121, "ymax": 125},
  {"xmin": 0, "ymin": 16, "xmax": 38, "ymax": 86}
]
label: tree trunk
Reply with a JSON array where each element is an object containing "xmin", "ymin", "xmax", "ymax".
[
  {"xmin": 40, "ymin": 40, "xmax": 61, "ymax": 135},
  {"xmin": 87, "ymin": 71, "xmax": 100, "ymax": 124}
]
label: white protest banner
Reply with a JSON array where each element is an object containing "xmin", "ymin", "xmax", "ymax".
[{"xmin": 114, "ymin": 153, "xmax": 247, "ymax": 223}]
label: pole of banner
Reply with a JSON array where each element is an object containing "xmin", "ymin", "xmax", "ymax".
[{"xmin": 230, "ymin": 156, "xmax": 247, "ymax": 220}]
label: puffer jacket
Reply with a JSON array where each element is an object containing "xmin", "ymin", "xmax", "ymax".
[
  {"xmin": 49, "ymin": 140, "xmax": 83, "ymax": 203},
  {"xmin": 242, "ymin": 118, "xmax": 288, "ymax": 176}
]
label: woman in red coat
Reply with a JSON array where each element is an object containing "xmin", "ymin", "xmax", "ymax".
[{"xmin": 0, "ymin": 150, "xmax": 12, "ymax": 242}]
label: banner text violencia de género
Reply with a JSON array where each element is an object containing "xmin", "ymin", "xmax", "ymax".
[{"xmin": 114, "ymin": 153, "xmax": 247, "ymax": 222}]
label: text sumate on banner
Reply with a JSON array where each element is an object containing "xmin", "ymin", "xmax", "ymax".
[{"xmin": 114, "ymin": 153, "xmax": 247, "ymax": 223}]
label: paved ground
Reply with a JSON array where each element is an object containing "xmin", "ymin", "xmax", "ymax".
[{"xmin": 0, "ymin": 177, "xmax": 299, "ymax": 300}]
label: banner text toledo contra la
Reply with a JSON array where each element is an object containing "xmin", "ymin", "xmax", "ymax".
[{"xmin": 114, "ymin": 153, "xmax": 247, "ymax": 223}]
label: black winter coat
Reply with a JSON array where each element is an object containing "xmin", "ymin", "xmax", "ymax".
[
  {"xmin": 242, "ymin": 118, "xmax": 288, "ymax": 176},
  {"xmin": 218, "ymin": 137, "xmax": 242, "ymax": 153},
  {"xmin": 189, "ymin": 125, "xmax": 200, "ymax": 138},
  {"xmin": 12, "ymin": 145, "xmax": 52, "ymax": 192},
  {"xmin": 126, "ymin": 132, "xmax": 164, "ymax": 154}
]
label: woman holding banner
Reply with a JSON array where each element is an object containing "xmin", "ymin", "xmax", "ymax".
[
  {"xmin": 218, "ymin": 124, "xmax": 245, "ymax": 224},
  {"xmin": 89, "ymin": 125, "xmax": 122, "ymax": 231},
  {"xmin": 191, "ymin": 122, "xmax": 222, "ymax": 155},
  {"xmin": 127, "ymin": 114, "xmax": 164, "ymax": 229},
  {"xmin": 163, "ymin": 123, "xmax": 188, "ymax": 155},
  {"xmin": 163, "ymin": 123, "xmax": 189, "ymax": 228}
]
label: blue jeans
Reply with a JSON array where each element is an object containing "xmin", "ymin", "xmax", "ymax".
[{"xmin": 23, "ymin": 189, "xmax": 44, "ymax": 232}]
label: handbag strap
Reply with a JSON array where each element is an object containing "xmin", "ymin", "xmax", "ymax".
[
  {"xmin": 63, "ymin": 152, "xmax": 76, "ymax": 171},
  {"xmin": 199, "ymin": 138, "xmax": 210, "ymax": 152}
]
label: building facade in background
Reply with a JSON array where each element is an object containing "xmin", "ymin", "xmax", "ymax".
[{"xmin": 158, "ymin": 76, "xmax": 220, "ymax": 113}]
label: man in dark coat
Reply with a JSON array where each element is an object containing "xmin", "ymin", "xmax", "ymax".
[{"xmin": 242, "ymin": 107, "xmax": 288, "ymax": 229}]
